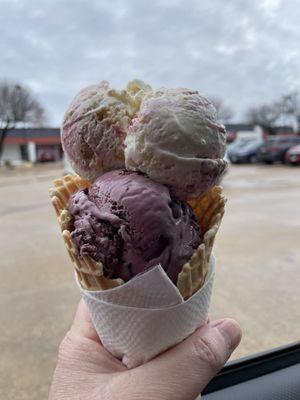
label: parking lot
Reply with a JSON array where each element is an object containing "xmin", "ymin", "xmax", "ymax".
[{"xmin": 1, "ymin": 163, "xmax": 300, "ymax": 399}]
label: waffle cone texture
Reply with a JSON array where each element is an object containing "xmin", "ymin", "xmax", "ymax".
[{"xmin": 49, "ymin": 174, "xmax": 226, "ymax": 299}]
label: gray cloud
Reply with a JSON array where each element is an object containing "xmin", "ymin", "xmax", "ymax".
[{"xmin": 0, "ymin": 0, "xmax": 299, "ymax": 125}]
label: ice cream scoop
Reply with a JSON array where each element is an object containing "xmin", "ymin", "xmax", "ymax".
[
  {"xmin": 125, "ymin": 87, "xmax": 227, "ymax": 200},
  {"xmin": 61, "ymin": 80, "xmax": 151, "ymax": 181},
  {"xmin": 68, "ymin": 170, "xmax": 201, "ymax": 283}
]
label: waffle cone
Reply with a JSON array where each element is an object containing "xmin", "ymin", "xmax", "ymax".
[
  {"xmin": 49, "ymin": 175, "xmax": 226, "ymax": 298},
  {"xmin": 177, "ymin": 186, "xmax": 226, "ymax": 299},
  {"xmin": 49, "ymin": 175, "xmax": 123, "ymax": 290}
]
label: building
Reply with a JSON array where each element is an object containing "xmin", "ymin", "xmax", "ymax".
[
  {"xmin": 266, "ymin": 126, "xmax": 295, "ymax": 136},
  {"xmin": 225, "ymin": 124, "xmax": 263, "ymax": 143},
  {"xmin": 1, "ymin": 128, "xmax": 62, "ymax": 165},
  {"xmin": 225, "ymin": 124, "xmax": 295, "ymax": 143},
  {"xmin": 2, "ymin": 125, "xmax": 296, "ymax": 165}
]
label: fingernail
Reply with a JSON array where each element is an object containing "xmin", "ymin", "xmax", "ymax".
[{"xmin": 215, "ymin": 319, "xmax": 242, "ymax": 351}]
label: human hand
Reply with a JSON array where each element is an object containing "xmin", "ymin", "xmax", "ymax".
[{"xmin": 49, "ymin": 300, "xmax": 242, "ymax": 400}]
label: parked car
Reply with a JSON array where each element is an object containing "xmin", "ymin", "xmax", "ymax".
[
  {"xmin": 285, "ymin": 144, "xmax": 300, "ymax": 165},
  {"xmin": 227, "ymin": 139, "xmax": 263, "ymax": 164},
  {"xmin": 227, "ymin": 138, "xmax": 254, "ymax": 152},
  {"xmin": 227, "ymin": 138, "xmax": 258, "ymax": 162},
  {"xmin": 257, "ymin": 136, "xmax": 300, "ymax": 164},
  {"xmin": 38, "ymin": 150, "xmax": 55, "ymax": 162}
]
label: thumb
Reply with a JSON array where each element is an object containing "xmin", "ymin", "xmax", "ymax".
[{"xmin": 134, "ymin": 318, "xmax": 242, "ymax": 400}]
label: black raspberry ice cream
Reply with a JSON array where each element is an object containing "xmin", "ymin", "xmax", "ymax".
[{"xmin": 68, "ymin": 170, "xmax": 201, "ymax": 283}]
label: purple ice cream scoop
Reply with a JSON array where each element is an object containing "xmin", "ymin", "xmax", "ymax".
[{"xmin": 68, "ymin": 170, "xmax": 201, "ymax": 283}]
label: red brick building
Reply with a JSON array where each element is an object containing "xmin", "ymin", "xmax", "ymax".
[{"xmin": 1, "ymin": 128, "xmax": 62, "ymax": 164}]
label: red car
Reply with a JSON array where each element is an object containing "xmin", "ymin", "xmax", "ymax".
[
  {"xmin": 285, "ymin": 144, "xmax": 300, "ymax": 165},
  {"xmin": 38, "ymin": 150, "xmax": 55, "ymax": 162},
  {"xmin": 257, "ymin": 135, "xmax": 300, "ymax": 164}
]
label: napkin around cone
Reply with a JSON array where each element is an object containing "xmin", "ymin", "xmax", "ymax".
[{"xmin": 77, "ymin": 255, "xmax": 215, "ymax": 368}]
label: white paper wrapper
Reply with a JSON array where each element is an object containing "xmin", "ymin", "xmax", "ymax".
[{"xmin": 77, "ymin": 255, "xmax": 215, "ymax": 369}]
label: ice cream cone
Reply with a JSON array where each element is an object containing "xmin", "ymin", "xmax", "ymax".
[{"xmin": 49, "ymin": 175, "xmax": 226, "ymax": 298}]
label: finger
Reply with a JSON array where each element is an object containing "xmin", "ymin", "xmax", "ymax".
[
  {"xmin": 131, "ymin": 318, "xmax": 242, "ymax": 400},
  {"xmin": 70, "ymin": 299, "xmax": 100, "ymax": 343}
]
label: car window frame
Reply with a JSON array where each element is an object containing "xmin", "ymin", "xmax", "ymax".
[{"xmin": 203, "ymin": 341, "xmax": 300, "ymax": 395}]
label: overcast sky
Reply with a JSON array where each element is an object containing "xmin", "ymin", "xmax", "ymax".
[{"xmin": 1, "ymin": 0, "xmax": 299, "ymax": 126}]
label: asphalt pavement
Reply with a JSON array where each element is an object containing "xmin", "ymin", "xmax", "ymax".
[{"xmin": 0, "ymin": 163, "xmax": 299, "ymax": 399}]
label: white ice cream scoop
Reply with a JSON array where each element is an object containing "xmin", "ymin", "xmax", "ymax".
[{"xmin": 125, "ymin": 87, "xmax": 227, "ymax": 200}]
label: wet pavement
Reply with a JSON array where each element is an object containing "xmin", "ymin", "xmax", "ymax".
[{"xmin": 0, "ymin": 163, "xmax": 299, "ymax": 399}]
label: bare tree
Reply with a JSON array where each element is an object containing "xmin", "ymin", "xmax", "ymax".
[
  {"xmin": 280, "ymin": 92, "xmax": 300, "ymax": 130},
  {"xmin": 246, "ymin": 104, "xmax": 280, "ymax": 127},
  {"xmin": 0, "ymin": 81, "xmax": 45, "ymax": 158},
  {"xmin": 210, "ymin": 97, "xmax": 234, "ymax": 122}
]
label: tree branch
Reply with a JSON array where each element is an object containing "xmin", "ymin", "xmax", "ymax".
[
  {"xmin": 0, "ymin": 119, "xmax": 14, "ymax": 158},
  {"xmin": 0, "ymin": 80, "xmax": 46, "ymax": 160}
]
